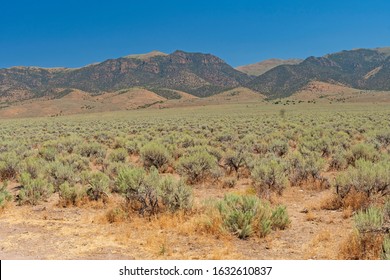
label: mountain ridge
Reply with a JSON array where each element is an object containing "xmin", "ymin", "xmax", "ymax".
[
  {"xmin": 246, "ymin": 48, "xmax": 390, "ymax": 98},
  {"xmin": 236, "ymin": 58, "xmax": 302, "ymax": 76},
  {"xmin": 1, "ymin": 47, "xmax": 390, "ymax": 104},
  {"xmin": 0, "ymin": 50, "xmax": 252, "ymax": 101}
]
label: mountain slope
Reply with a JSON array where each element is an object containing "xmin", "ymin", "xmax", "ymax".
[
  {"xmin": 236, "ymin": 58, "xmax": 302, "ymax": 76},
  {"xmin": 247, "ymin": 48, "xmax": 390, "ymax": 98},
  {"xmin": 0, "ymin": 50, "xmax": 252, "ymax": 101}
]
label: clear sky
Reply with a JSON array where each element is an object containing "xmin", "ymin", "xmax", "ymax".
[{"xmin": 1, "ymin": 0, "xmax": 389, "ymax": 68}]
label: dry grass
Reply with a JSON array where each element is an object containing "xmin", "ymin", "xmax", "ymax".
[
  {"xmin": 320, "ymin": 193, "xmax": 342, "ymax": 210},
  {"xmin": 342, "ymin": 206, "xmax": 354, "ymax": 219},
  {"xmin": 105, "ymin": 207, "xmax": 128, "ymax": 223},
  {"xmin": 303, "ymin": 230, "xmax": 333, "ymax": 259},
  {"xmin": 343, "ymin": 189, "xmax": 369, "ymax": 210},
  {"xmin": 314, "ymin": 230, "xmax": 331, "ymax": 242},
  {"xmin": 305, "ymin": 211, "xmax": 322, "ymax": 222},
  {"xmin": 338, "ymin": 230, "xmax": 384, "ymax": 260}
]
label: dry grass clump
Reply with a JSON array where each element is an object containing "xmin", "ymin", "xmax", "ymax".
[
  {"xmin": 320, "ymin": 193, "xmax": 342, "ymax": 210},
  {"xmin": 106, "ymin": 207, "xmax": 128, "ymax": 223},
  {"xmin": 338, "ymin": 230, "xmax": 384, "ymax": 260},
  {"xmin": 343, "ymin": 189, "xmax": 369, "ymax": 211}
]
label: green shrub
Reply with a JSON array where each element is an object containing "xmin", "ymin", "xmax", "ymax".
[
  {"xmin": 58, "ymin": 182, "xmax": 86, "ymax": 206},
  {"xmin": 46, "ymin": 161, "xmax": 77, "ymax": 189},
  {"xmin": 382, "ymin": 235, "xmax": 390, "ymax": 260},
  {"xmin": 102, "ymin": 161, "xmax": 130, "ymax": 181},
  {"xmin": 354, "ymin": 207, "xmax": 384, "ymax": 233},
  {"xmin": 39, "ymin": 146, "xmax": 57, "ymax": 161},
  {"xmin": 0, "ymin": 182, "xmax": 12, "ymax": 208},
  {"xmin": 258, "ymin": 218, "xmax": 272, "ymax": 238},
  {"xmin": 109, "ymin": 148, "xmax": 128, "ymax": 163},
  {"xmin": 216, "ymin": 133, "xmax": 233, "ymax": 143},
  {"xmin": 207, "ymin": 147, "xmax": 223, "ymax": 162},
  {"xmin": 216, "ymin": 194, "xmax": 259, "ymax": 239},
  {"xmin": 160, "ymin": 177, "xmax": 193, "ymax": 212},
  {"xmin": 251, "ymin": 158, "xmax": 288, "ymax": 196},
  {"xmin": 85, "ymin": 172, "xmax": 110, "ymax": 201},
  {"xmin": 269, "ymin": 139, "xmax": 288, "ymax": 157},
  {"xmin": 0, "ymin": 152, "xmax": 19, "ymax": 180},
  {"xmin": 19, "ymin": 157, "xmax": 45, "ymax": 179},
  {"xmin": 17, "ymin": 173, "xmax": 53, "ymax": 205},
  {"xmin": 116, "ymin": 167, "xmax": 193, "ymax": 215},
  {"xmin": 384, "ymin": 200, "xmax": 390, "ymax": 221},
  {"xmin": 77, "ymin": 142, "xmax": 106, "ymax": 158},
  {"xmin": 116, "ymin": 167, "xmax": 160, "ymax": 215},
  {"xmin": 329, "ymin": 150, "xmax": 348, "ymax": 171},
  {"xmin": 270, "ymin": 205, "xmax": 290, "ymax": 230},
  {"xmin": 347, "ymin": 143, "xmax": 379, "ymax": 164},
  {"xmin": 140, "ymin": 143, "xmax": 171, "ymax": 170},
  {"xmin": 223, "ymin": 149, "xmax": 246, "ymax": 178},
  {"xmin": 56, "ymin": 136, "xmax": 83, "ymax": 153},
  {"xmin": 253, "ymin": 141, "xmax": 269, "ymax": 155},
  {"xmin": 212, "ymin": 193, "xmax": 289, "ymax": 239},
  {"xmin": 58, "ymin": 154, "xmax": 89, "ymax": 173},
  {"xmin": 177, "ymin": 150, "xmax": 217, "ymax": 183},
  {"xmin": 334, "ymin": 160, "xmax": 390, "ymax": 199},
  {"xmin": 124, "ymin": 140, "xmax": 139, "ymax": 155},
  {"xmin": 376, "ymin": 132, "xmax": 390, "ymax": 147}
]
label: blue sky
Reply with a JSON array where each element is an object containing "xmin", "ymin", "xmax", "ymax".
[{"xmin": 1, "ymin": 0, "xmax": 389, "ymax": 68}]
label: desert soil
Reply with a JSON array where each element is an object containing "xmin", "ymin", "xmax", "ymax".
[{"xmin": 0, "ymin": 180, "xmax": 352, "ymax": 260}]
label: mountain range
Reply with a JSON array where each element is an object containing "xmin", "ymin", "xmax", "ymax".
[
  {"xmin": 1, "ymin": 47, "xmax": 390, "ymax": 105},
  {"xmin": 236, "ymin": 58, "xmax": 302, "ymax": 76}
]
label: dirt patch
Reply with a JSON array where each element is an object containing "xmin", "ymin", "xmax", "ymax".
[{"xmin": 0, "ymin": 180, "xmax": 352, "ymax": 260}]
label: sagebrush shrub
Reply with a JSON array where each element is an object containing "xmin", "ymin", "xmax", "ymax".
[
  {"xmin": 58, "ymin": 182, "xmax": 86, "ymax": 206},
  {"xmin": 270, "ymin": 205, "xmax": 290, "ymax": 230},
  {"xmin": 286, "ymin": 151, "xmax": 325, "ymax": 185},
  {"xmin": 216, "ymin": 194, "xmax": 259, "ymax": 239},
  {"xmin": 19, "ymin": 157, "xmax": 45, "ymax": 179},
  {"xmin": 329, "ymin": 150, "xmax": 348, "ymax": 171},
  {"xmin": 46, "ymin": 161, "xmax": 77, "ymax": 189},
  {"xmin": 17, "ymin": 172, "xmax": 53, "ymax": 205},
  {"xmin": 109, "ymin": 148, "xmax": 128, "ymax": 163},
  {"xmin": 160, "ymin": 177, "xmax": 193, "ymax": 213},
  {"xmin": 251, "ymin": 157, "xmax": 288, "ymax": 196},
  {"xmin": 140, "ymin": 142, "xmax": 171, "ymax": 170},
  {"xmin": 116, "ymin": 167, "xmax": 160, "ymax": 215},
  {"xmin": 0, "ymin": 152, "xmax": 19, "ymax": 180},
  {"xmin": 354, "ymin": 207, "xmax": 384, "ymax": 233},
  {"xmin": 85, "ymin": 172, "xmax": 110, "ymax": 201},
  {"xmin": 382, "ymin": 235, "xmax": 390, "ymax": 260},
  {"xmin": 342, "ymin": 205, "xmax": 390, "ymax": 260},
  {"xmin": 59, "ymin": 154, "xmax": 89, "ymax": 173},
  {"xmin": 347, "ymin": 143, "xmax": 379, "ymax": 164},
  {"xmin": 0, "ymin": 182, "xmax": 12, "ymax": 208},
  {"xmin": 223, "ymin": 149, "xmax": 246, "ymax": 178},
  {"xmin": 212, "ymin": 193, "xmax": 289, "ymax": 239},
  {"xmin": 116, "ymin": 167, "xmax": 193, "ymax": 215},
  {"xmin": 39, "ymin": 146, "xmax": 57, "ymax": 161},
  {"xmin": 269, "ymin": 139, "xmax": 288, "ymax": 157},
  {"xmin": 124, "ymin": 140, "xmax": 139, "ymax": 155},
  {"xmin": 177, "ymin": 150, "xmax": 217, "ymax": 183},
  {"xmin": 77, "ymin": 142, "xmax": 106, "ymax": 158},
  {"xmin": 334, "ymin": 159, "xmax": 390, "ymax": 199}
]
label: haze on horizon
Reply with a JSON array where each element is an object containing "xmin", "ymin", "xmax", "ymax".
[{"xmin": 1, "ymin": 0, "xmax": 389, "ymax": 69}]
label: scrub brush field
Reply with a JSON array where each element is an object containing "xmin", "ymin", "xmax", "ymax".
[{"xmin": 0, "ymin": 103, "xmax": 389, "ymax": 259}]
